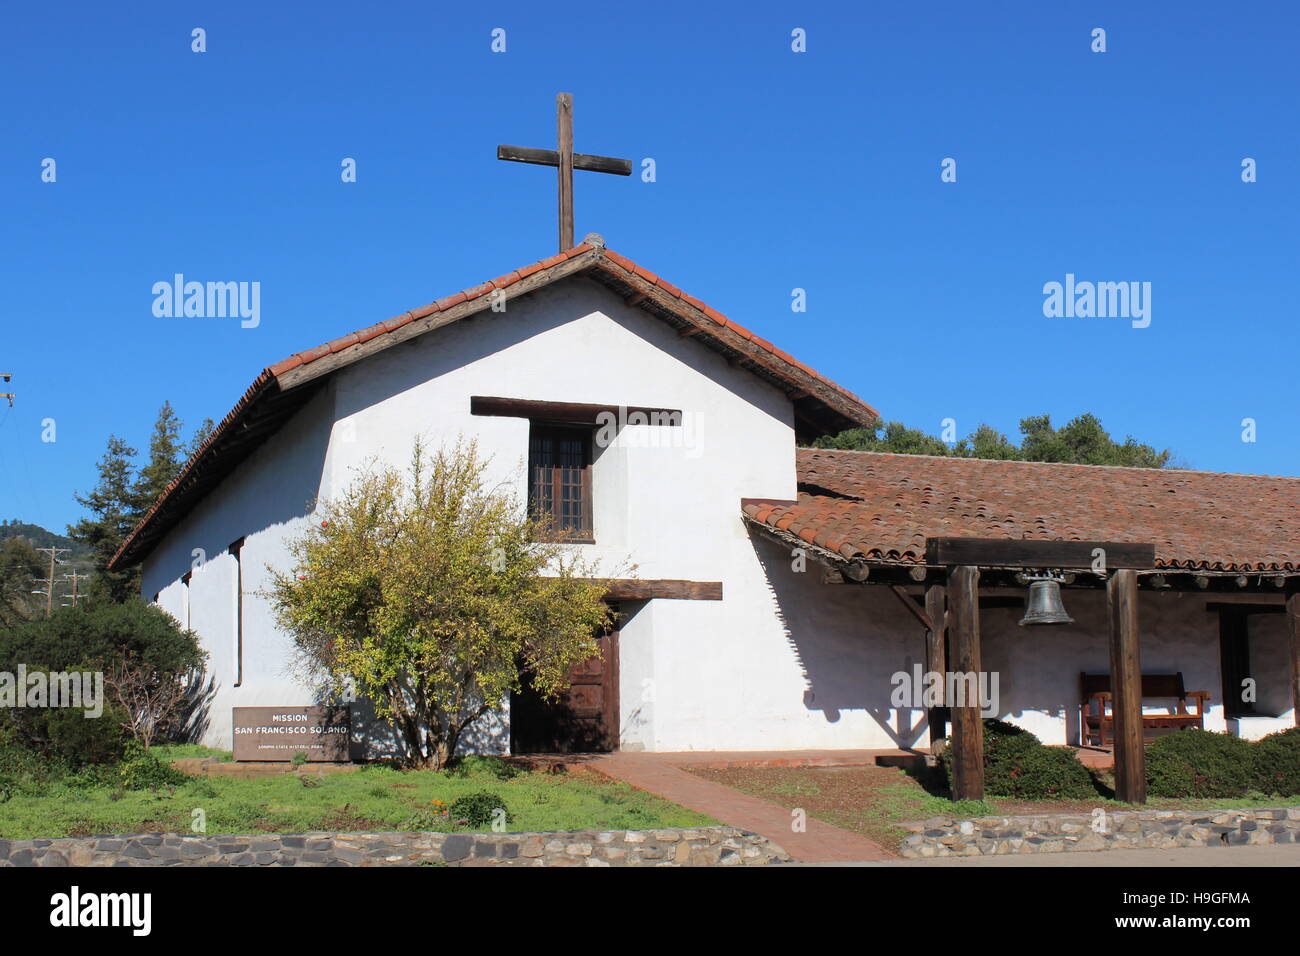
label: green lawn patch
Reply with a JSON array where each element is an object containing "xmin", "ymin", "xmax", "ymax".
[
  {"xmin": 150, "ymin": 743, "xmax": 235, "ymax": 763},
  {"xmin": 0, "ymin": 753, "xmax": 714, "ymax": 839}
]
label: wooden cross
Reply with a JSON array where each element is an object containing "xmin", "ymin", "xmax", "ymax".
[{"xmin": 497, "ymin": 93, "xmax": 632, "ymax": 252}]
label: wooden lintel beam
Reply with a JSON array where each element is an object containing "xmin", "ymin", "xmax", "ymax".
[
  {"xmin": 1205, "ymin": 602, "xmax": 1285, "ymax": 615},
  {"xmin": 927, "ymin": 537, "xmax": 1157, "ymax": 570},
  {"xmin": 599, "ymin": 579, "xmax": 723, "ymax": 601},
  {"xmin": 471, "ymin": 396, "xmax": 682, "ymax": 426}
]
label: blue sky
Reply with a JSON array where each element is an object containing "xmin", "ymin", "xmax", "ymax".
[{"xmin": 3, "ymin": 1, "xmax": 1298, "ymax": 533}]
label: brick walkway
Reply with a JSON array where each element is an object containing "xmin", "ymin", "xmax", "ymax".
[{"xmin": 588, "ymin": 751, "xmax": 897, "ymax": 862}]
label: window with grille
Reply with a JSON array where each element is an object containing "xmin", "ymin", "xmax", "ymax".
[{"xmin": 528, "ymin": 425, "xmax": 593, "ymax": 540}]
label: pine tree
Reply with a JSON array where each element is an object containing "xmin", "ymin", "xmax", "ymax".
[
  {"xmin": 68, "ymin": 435, "xmax": 141, "ymax": 604},
  {"xmin": 133, "ymin": 401, "xmax": 187, "ymax": 513},
  {"xmin": 187, "ymin": 416, "xmax": 215, "ymax": 458}
]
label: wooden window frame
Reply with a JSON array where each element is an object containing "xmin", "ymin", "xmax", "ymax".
[{"xmin": 528, "ymin": 423, "xmax": 595, "ymax": 543}]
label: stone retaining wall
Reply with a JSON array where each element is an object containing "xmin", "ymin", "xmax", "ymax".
[
  {"xmin": 0, "ymin": 826, "xmax": 789, "ymax": 867},
  {"xmin": 901, "ymin": 806, "xmax": 1300, "ymax": 857}
]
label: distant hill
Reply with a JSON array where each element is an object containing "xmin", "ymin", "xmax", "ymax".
[{"xmin": 0, "ymin": 520, "xmax": 94, "ymax": 565}]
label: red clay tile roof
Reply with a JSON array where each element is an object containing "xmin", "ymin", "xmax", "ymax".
[
  {"xmin": 111, "ymin": 242, "xmax": 877, "ymax": 570},
  {"xmin": 741, "ymin": 449, "xmax": 1300, "ymax": 572}
]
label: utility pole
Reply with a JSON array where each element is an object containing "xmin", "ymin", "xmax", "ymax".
[
  {"xmin": 60, "ymin": 569, "xmax": 88, "ymax": 607},
  {"xmin": 0, "ymin": 372, "xmax": 13, "ymax": 407},
  {"xmin": 34, "ymin": 547, "xmax": 70, "ymax": 616}
]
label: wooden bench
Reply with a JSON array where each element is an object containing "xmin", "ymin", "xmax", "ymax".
[{"xmin": 1079, "ymin": 672, "xmax": 1210, "ymax": 748}]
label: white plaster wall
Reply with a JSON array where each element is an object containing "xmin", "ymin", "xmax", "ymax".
[
  {"xmin": 142, "ymin": 276, "xmax": 798, "ymax": 755},
  {"xmin": 142, "ymin": 388, "xmax": 337, "ymax": 751}
]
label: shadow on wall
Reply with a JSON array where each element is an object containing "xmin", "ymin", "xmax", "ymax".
[
  {"xmin": 750, "ymin": 533, "xmax": 930, "ymax": 750},
  {"xmin": 179, "ymin": 671, "xmax": 219, "ymax": 744}
]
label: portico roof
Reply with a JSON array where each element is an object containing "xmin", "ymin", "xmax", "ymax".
[{"xmin": 743, "ymin": 448, "xmax": 1300, "ymax": 573}]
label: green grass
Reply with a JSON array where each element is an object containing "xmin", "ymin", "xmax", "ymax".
[
  {"xmin": 149, "ymin": 743, "xmax": 234, "ymax": 762},
  {"xmin": 0, "ymin": 754, "xmax": 714, "ymax": 840}
]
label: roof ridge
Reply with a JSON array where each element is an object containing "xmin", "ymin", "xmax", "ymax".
[{"xmin": 798, "ymin": 447, "xmax": 1300, "ymax": 483}]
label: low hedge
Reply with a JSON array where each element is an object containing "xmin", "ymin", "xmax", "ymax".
[
  {"xmin": 1252, "ymin": 727, "xmax": 1300, "ymax": 797},
  {"xmin": 944, "ymin": 719, "xmax": 1097, "ymax": 800},
  {"xmin": 1145, "ymin": 729, "xmax": 1252, "ymax": 798}
]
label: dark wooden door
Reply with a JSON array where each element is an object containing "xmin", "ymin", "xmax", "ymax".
[
  {"xmin": 511, "ymin": 628, "xmax": 619, "ymax": 754},
  {"xmin": 1219, "ymin": 610, "xmax": 1253, "ymax": 717}
]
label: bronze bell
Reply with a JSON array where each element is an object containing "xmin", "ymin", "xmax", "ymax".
[{"xmin": 1019, "ymin": 578, "xmax": 1074, "ymax": 626}]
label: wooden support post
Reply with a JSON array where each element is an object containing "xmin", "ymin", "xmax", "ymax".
[
  {"xmin": 1108, "ymin": 569, "xmax": 1146, "ymax": 803},
  {"xmin": 1287, "ymin": 582, "xmax": 1300, "ymax": 727},
  {"xmin": 948, "ymin": 566, "xmax": 983, "ymax": 801},
  {"xmin": 924, "ymin": 583, "xmax": 948, "ymax": 747}
]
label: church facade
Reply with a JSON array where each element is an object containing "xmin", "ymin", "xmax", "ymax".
[{"xmin": 111, "ymin": 238, "xmax": 1300, "ymax": 759}]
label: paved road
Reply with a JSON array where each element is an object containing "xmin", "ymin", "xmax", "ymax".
[{"xmin": 813, "ymin": 844, "xmax": 1300, "ymax": 867}]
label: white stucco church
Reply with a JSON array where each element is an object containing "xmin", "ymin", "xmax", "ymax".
[{"xmin": 111, "ymin": 236, "xmax": 1300, "ymax": 762}]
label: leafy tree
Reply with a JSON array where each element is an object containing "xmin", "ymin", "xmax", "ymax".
[
  {"xmin": 813, "ymin": 413, "xmax": 1171, "ymax": 468},
  {"xmin": 1018, "ymin": 413, "xmax": 1170, "ymax": 468},
  {"xmin": 269, "ymin": 439, "xmax": 614, "ymax": 769},
  {"xmin": 67, "ymin": 436, "xmax": 140, "ymax": 604}
]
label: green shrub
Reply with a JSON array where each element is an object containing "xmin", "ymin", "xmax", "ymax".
[
  {"xmin": 0, "ymin": 725, "xmax": 65, "ymax": 798},
  {"xmin": 402, "ymin": 808, "xmax": 450, "ymax": 831},
  {"xmin": 1251, "ymin": 727, "xmax": 1300, "ymax": 797},
  {"xmin": 118, "ymin": 742, "xmax": 189, "ymax": 790},
  {"xmin": 1146, "ymin": 729, "xmax": 1252, "ymax": 798},
  {"xmin": 0, "ymin": 600, "xmax": 206, "ymax": 759},
  {"xmin": 449, "ymin": 790, "xmax": 513, "ymax": 828},
  {"xmin": 44, "ymin": 700, "xmax": 129, "ymax": 766},
  {"xmin": 943, "ymin": 718, "xmax": 1097, "ymax": 800}
]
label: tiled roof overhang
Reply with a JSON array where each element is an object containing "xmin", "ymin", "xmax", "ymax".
[{"xmin": 742, "ymin": 448, "xmax": 1300, "ymax": 575}]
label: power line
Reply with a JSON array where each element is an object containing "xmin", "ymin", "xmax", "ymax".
[
  {"xmin": 33, "ymin": 547, "xmax": 70, "ymax": 616},
  {"xmin": 59, "ymin": 569, "xmax": 88, "ymax": 607}
]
